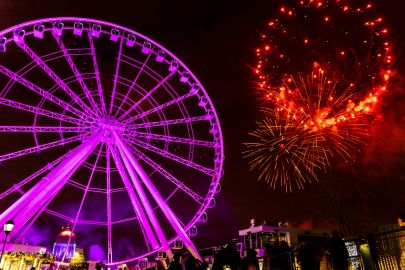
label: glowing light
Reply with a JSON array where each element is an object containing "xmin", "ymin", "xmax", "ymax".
[{"xmin": 61, "ymin": 230, "xmax": 73, "ymax": 237}]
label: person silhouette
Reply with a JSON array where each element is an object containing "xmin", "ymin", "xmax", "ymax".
[
  {"xmin": 297, "ymin": 241, "xmax": 322, "ymax": 270},
  {"xmin": 185, "ymin": 255, "xmax": 198, "ymax": 270},
  {"xmin": 168, "ymin": 252, "xmax": 183, "ymax": 270},
  {"xmin": 328, "ymin": 230, "xmax": 349, "ymax": 270},
  {"xmin": 241, "ymin": 248, "xmax": 259, "ymax": 270}
]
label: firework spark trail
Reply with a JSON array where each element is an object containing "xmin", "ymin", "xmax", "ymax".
[
  {"xmin": 245, "ymin": 0, "xmax": 392, "ymax": 191},
  {"xmin": 245, "ymin": 113, "xmax": 328, "ymax": 192}
]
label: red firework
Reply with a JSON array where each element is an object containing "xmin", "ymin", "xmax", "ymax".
[{"xmin": 245, "ymin": 0, "xmax": 393, "ymax": 191}]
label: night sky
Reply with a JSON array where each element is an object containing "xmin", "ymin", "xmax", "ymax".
[{"xmin": 1, "ymin": 0, "xmax": 405, "ymax": 252}]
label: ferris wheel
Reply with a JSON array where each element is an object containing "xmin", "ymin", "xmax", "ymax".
[{"xmin": 0, "ymin": 17, "xmax": 223, "ymax": 265}]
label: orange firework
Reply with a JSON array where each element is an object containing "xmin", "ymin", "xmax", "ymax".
[{"xmin": 244, "ymin": 112, "xmax": 327, "ymax": 192}]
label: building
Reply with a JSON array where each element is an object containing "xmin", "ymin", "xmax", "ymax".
[
  {"xmin": 237, "ymin": 219, "xmax": 331, "ymax": 257},
  {"xmin": 198, "ymin": 219, "xmax": 332, "ymax": 270},
  {"xmin": 52, "ymin": 225, "xmax": 77, "ymax": 261},
  {"xmin": 0, "ymin": 243, "xmax": 54, "ymax": 270}
]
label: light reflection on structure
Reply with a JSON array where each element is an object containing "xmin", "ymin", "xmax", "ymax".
[{"xmin": 52, "ymin": 226, "xmax": 76, "ymax": 260}]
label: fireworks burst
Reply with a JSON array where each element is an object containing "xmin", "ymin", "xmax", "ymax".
[
  {"xmin": 244, "ymin": 113, "xmax": 327, "ymax": 192},
  {"xmin": 245, "ymin": 0, "xmax": 392, "ymax": 191}
]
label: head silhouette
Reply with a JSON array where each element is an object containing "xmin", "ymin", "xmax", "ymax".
[{"xmin": 173, "ymin": 252, "xmax": 182, "ymax": 262}]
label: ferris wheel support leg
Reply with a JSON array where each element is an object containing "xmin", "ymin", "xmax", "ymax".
[
  {"xmin": 106, "ymin": 146, "xmax": 113, "ymax": 264},
  {"xmin": 113, "ymin": 132, "xmax": 202, "ymax": 261},
  {"xmin": 114, "ymin": 136, "xmax": 173, "ymax": 259},
  {"xmin": 0, "ymin": 129, "xmax": 103, "ymax": 240},
  {"xmin": 109, "ymin": 145, "xmax": 160, "ymax": 250},
  {"xmin": 61, "ymin": 144, "xmax": 104, "ymax": 263}
]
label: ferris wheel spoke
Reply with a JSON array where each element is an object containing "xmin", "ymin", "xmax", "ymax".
[
  {"xmin": 125, "ymin": 138, "xmax": 215, "ymax": 176},
  {"xmin": 0, "ymin": 129, "xmax": 103, "ymax": 241},
  {"xmin": 0, "ymin": 152, "xmax": 69, "ymax": 200},
  {"xmin": 15, "ymin": 41, "xmax": 97, "ymax": 117},
  {"xmin": 52, "ymin": 32, "xmax": 101, "ymax": 115},
  {"xmin": 109, "ymin": 145, "xmax": 159, "ymax": 251},
  {"xmin": 87, "ymin": 29, "xmax": 107, "ymax": 115},
  {"xmin": 114, "ymin": 52, "xmax": 153, "ymax": 118},
  {"xmin": 0, "ymin": 126, "xmax": 88, "ymax": 133},
  {"xmin": 127, "ymin": 115, "xmax": 209, "ymax": 129},
  {"xmin": 117, "ymin": 72, "xmax": 175, "ymax": 121},
  {"xmin": 109, "ymin": 36, "xmax": 124, "ymax": 115},
  {"xmin": 0, "ymin": 61, "xmax": 36, "ymax": 98},
  {"xmin": 115, "ymin": 137, "xmax": 173, "ymax": 257},
  {"xmin": 126, "ymin": 131, "xmax": 217, "ymax": 148},
  {"xmin": 0, "ymin": 133, "xmax": 87, "ymax": 163},
  {"xmin": 126, "ymin": 144, "xmax": 205, "ymax": 205},
  {"xmin": 123, "ymin": 91, "xmax": 196, "ymax": 124},
  {"xmin": 0, "ymin": 64, "xmax": 89, "ymax": 119},
  {"xmin": 0, "ymin": 97, "xmax": 90, "ymax": 125},
  {"xmin": 113, "ymin": 131, "xmax": 201, "ymax": 261},
  {"xmin": 44, "ymin": 209, "xmax": 74, "ymax": 223}
]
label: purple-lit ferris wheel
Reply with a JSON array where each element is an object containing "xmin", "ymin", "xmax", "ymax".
[{"xmin": 0, "ymin": 18, "xmax": 223, "ymax": 265}]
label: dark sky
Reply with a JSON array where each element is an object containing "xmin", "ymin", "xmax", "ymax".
[{"xmin": 1, "ymin": 0, "xmax": 405, "ymax": 251}]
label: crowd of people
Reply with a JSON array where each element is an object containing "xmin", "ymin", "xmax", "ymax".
[{"xmin": 165, "ymin": 230, "xmax": 349, "ymax": 270}]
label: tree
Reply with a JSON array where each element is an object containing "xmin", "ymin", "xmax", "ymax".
[{"xmin": 70, "ymin": 248, "xmax": 88, "ymax": 270}]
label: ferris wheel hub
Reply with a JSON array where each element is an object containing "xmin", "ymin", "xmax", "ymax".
[
  {"xmin": 97, "ymin": 117, "xmax": 126, "ymax": 143},
  {"xmin": 98, "ymin": 117, "xmax": 126, "ymax": 132}
]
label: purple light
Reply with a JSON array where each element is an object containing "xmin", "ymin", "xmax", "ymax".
[
  {"xmin": 91, "ymin": 24, "xmax": 101, "ymax": 37},
  {"xmin": 180, "ymin": 71, "xmax": 190, "ymax": 83},
  {"xmin": 169, "ymin": 60, "xmax": 179, "ymax": 71},
  {"xmin": 73, "ymin": 22, "xmax": 84, "ymax": 36},
  {"xmin": 156, "ymin": 50, "xmax": 165, "ymax": 62},
  {"xmin": 110, "ymin": 28, "xmax": 120, "ymax": 42},
  {"xmin": 0, "ymin": 37, "xmax": 6, "ymax": 52},
  {"xmin": 52, "ymin": 21, "xmax": 64, "ymax": 36},
  {"xmin": 33, "ymin": 24, "xmax": 45, "ymax": 39},
  {"xmin": 126, "ymin": 34, "xmax": 136, "ymax": 47},
  {"xmin": 198, "ymin": 96, "xmax": 208, "ymax": 107},
  {"xmin": 13, "ymin": 29, "xmax": 25, "ymax": 43},
  {"xmin": 89, "ymin": 245, "xmax": 105, "ymax": 261},
  {"xmin": 141, "ymin": 42, "xmax": 151, "ymax": 54},
  {"xmin": 190, "ymin": 83, "xmax": 200, "ymax": 94}
]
